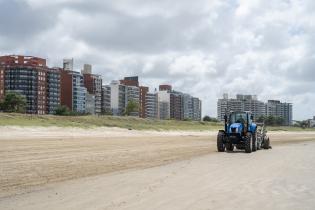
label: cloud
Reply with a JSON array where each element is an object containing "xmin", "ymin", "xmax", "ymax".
[{"xmin": 0, "ymin": 0, "xmax": 315, "ymax": 120}]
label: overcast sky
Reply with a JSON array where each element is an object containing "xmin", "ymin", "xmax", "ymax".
[{"xmin": 1, "ymin": 0, "xmax": 315, "ymax": 120}]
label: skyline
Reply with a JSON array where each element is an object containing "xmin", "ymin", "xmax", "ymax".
[{"xmin": 1, "ymin": 0, "xmax": 315, "ymax": 120}]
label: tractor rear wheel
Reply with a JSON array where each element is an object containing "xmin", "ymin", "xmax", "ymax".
[
  {"xmin": 263, "ymin": 137, "xmax": 270, "ymax": 149},
  {"xmin": 257, "ymin": 133, "xmax": 262, "ymax": 150},
  {"xmin": 245, "ymin": 132, "xmax": 252, "ymax": 153},
  {"xmin": 252, "ymin": 132, "xmax": 257, "ymax": 152},
  {"xmin": 217, "ymin": 131, "xmax": 226, "ymax": 152}
]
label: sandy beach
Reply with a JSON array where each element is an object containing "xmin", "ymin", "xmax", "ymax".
[{"xmin": 1, "ymin": 127, "xmax": 315, "ymax": 209}]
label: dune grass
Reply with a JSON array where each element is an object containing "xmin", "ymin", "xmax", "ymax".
[
  {"xmin": 0, "ymin": 113, "xmax": 221, "ymax": 131},
  {"xmin": 0, "ymin": 113, "xmax": 314, "ymax": 131}
]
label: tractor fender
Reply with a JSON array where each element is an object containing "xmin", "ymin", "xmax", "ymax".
[
  {"xmin": 249, "ymin": 123, "xmax": 257, "ymax": 133},
  {"xmin": 218, "ymin": 130, "xmax": 226, "ymax": 134}
]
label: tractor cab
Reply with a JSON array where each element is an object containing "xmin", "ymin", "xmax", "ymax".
[
  {"xmin": 229, "ymin": 112, "xmax": 247, "ymax": 125},
  {"xmin": 224, "ymin": 111, "xmax": 255, "ymax": 136}
]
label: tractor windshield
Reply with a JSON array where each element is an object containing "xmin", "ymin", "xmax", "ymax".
[{"xmin": 229, "ymin": 113, "xmax": 247, "ymax": 124}]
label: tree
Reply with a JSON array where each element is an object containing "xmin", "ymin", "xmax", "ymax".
[
  {"xmin": 203, "ymin": 116, "xmax": 211, "ymax": 121},
  {"xmin": 203, "ymin": 115, "xmax": 219, "ymax": 122},
  {"xmin": 257, "ymin": 115, "xmax": 265, "ymax": 123},
  {"xmin": 124, "ymin": 100, "xmax": 139, "ymax": 116},
  {"xmin": 101, "ymin": 109, "xmax": 113, "ymax": 116},
  {"xmin": 257, "ymin": 115, "xmax": 285, "ymax": 126},
  {"xmin": 275, "ymin": 117, "xmax": 284, "ymax": 126},
  {"xmin": 54, "ymin": 105, "xmax": 70, "ymax": 116},
  {"xmin": 0, "ymin": 92, "xmax": 26, "ymax": 113}
]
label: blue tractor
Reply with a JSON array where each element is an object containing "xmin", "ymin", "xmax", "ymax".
[{"xmin": 217, "ymin": 111, "xmax": 258, "ymax": 153}]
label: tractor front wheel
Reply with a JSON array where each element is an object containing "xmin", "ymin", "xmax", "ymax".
[
  {"xmin": 245, "ymin": 132, "xmax": 252, "ymax": 153},
  {"xmin": 217, "ymin": 131, "xmax": 226, "ymax": 152}
]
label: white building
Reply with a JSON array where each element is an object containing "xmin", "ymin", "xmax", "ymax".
[
  {"xmin": 108, "ymin": 80, "xmax": 140, "ymax": 116},
  {"xmin": 63, "ymin": 58, "xmax": 74, "ymax": 71},
  {"xmin": 182, "ymin": 94, "xmax": 193, "ymax": 120},
  {"xmin": 110, "ymin": 81, "xmax": 126, "ymax": 115},
  {"xmin": 217, "ymin": 94, "xmax": 265, "ymax": 121},
  {"xmin": 71, "ymin": 72, "xmax": 86, "ymax": 113},
  {"xmin": 146, "ymin": 92, "xmax": 158, "ymax": 119},
  {"xmin": 266, "ymin": 100, "xmax": 293, "ymax": 126},
  {"xmin": 126, "ymin": 86, "xmax": 140, "ymax": 116},
  {"xmin": 85, "ymin": 93, "xmax": 95, "ymax": 115},
  {"xmin": 307, "ymin": 117, "xmax": 315, "ymax": 128},
  {"xmin": 192, "ymin": 97, "xmax": 202, "ymax": 121},
  {"xmin": 101, "ymin": 85, "xmax": 111, "ymax": 114},
  {"xmin": 158, "ymin": 91, "xmax": 170, "ymax": 120}
]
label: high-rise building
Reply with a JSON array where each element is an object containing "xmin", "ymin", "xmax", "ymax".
[
  {"xmin": 82, "ymin": 64, "xmax": 102, "ymax": 115},
  {"xmin": 119, "ymin": 76, "xmax": 147, "ymax": 118},
  {"xmin": 0, "ymin": 67, "xmax": 4, "ymax": 102},
  {"xmin": 109, "ymin": 80, "xmax": 127, "ymax": 115},
  {"xmin": 139, "ymin": 86, "xmax": 149, "ymax": 118},
  {"xmin": 0, "ymin": 55, "xmax": 61, "ymax": 114},
  {"xmin": 159, "ymin": 84, "xmax": 172, "ymax": 91},
  {"xmin": 46, "ymin": 68, "xmax": 61, "ymax": 114},
  {"xmin": 170, "ymin": 91, "xmax": 183, "ymax": 120},
  {"xmin": 60, "ymin": 69, "xmax": 86, "ymax": 113},
  {"xmin": 120, "ymin": 76, "xmax": 139, "ymax": 87},
  {"xmin": 182, "ymin": 94, "xmax": 194, "ymax": 120},
  {"xmin": 158, "ymin": 91, "xmax": 170, "ymax": 120},
  {"xmin": 101, "ymin": 85, "xmax": 111, "ymax": 114},
  {"xmin": 126, "ymin": 85, "xmax": 140, "ymax": 116},
  {"xmin": 192, "ymin": 97, "xmax": 202, "ymax": 121},
  {"xmin": 156, "ymin": 86, "xmax": 201, "ymax": 121},
  {"xmin": 82, "ymin": 64, "xmax": 92, "ymax": 74},
  {"xmin": 145, "ymin": 92, "xmax": 158, "ymax": 118},
  {"xmin": 266, "ymin": 100, "xmax": 293, "ymax": 126},
  {"xmin": 85, "ymin": 93, "xmax": 95, "ymax": 115},
  {"xmin": 217, "ymin": 94, "xmax": 265, "ymax": 121},
  {"xmin": 217, "ymin": 94, "xmax": 292, "ymax": 125},
  {"xmin": 63, "ymin": 58, "xmax": 74, "ymax": 71}
]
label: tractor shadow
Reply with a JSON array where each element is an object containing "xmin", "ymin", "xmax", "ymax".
[{"xmin": 225, "ymin": 149, "xmax": 248, "ymax": 154}]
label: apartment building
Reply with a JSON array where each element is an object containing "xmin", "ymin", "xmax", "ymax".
[
  {"xmin": 217, "ymin": 94, "xmax": 265, "ymax": 121},
  {"xmin": 46, "ymin": 68, "xmax": 61, "ymax": 114},
  {"xmin": 119, "ymin": 76, "xmax": 148, "ymax": 118},
  {"xmin": 0, "ymin": 55, "xmax": 61, "ymax": 114},
  {"xmin": 0, "ymin": 67, "xmax": 4, "ymax": 102},
  {"xmin": 0, "ymin": 55, "xmax": 202, "ymax": 119},
  {"xmin": 101, "ymin": 85, "xmax": 111, "ymax": 114},
  {"xmin": 63, "ymin": 58, "xmax": 74, "ymax": 71},
  {"xmin": 126, "ymin": 85, "xmax": 140, "ymax": 116},
  {"xmin": 159, "ymin": 85, "xmax": 172, "ymax": 91},
  {"xmin": 60, "ymin": 69, "xmax": 87, "ymax": 113},
  {"xmin": 145, "ymin": 92, "xmax": 158, "ymax": 118},
  {"xmin": 82, "ymin": 64, "xmax": 102, "ymax": 115},
  {"xmin": 237, "ymin": 95, "xmax": 266, "ymax": 120},
  {"xmin": 85, "ymin": 93, "xmax": 95, "ymax": 115},
  {"xmin": 182, "ymin": 94, "xmax": 194, "ymax": 120},
  {"xmin": 109, "ymin": 80, "xmax": 127, "ymax": 115},
  {"xmin": 139, "ymin": 86, "xmax": 149, "ymax": 118},
  {"xmin": 170, "ymin": 91, "xmax": 183, "ymax": 120},
  {"xmin": 158, "ymin": 90, "xmax": 171, "ymax": 120},
  {"xmin": 307, "ymin": 116, "xmax": 315, "ymax": 128},
  {"xmin": 266, "ymin": 100, "xmax": 293, "ymax": 126},
  {"xmin": 192, "ymin": 97, "xmax": 202, "ymax": 121},
  {"xmin": 217, "ymin": 94, "xmax": 293, "ymax": 125}
]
